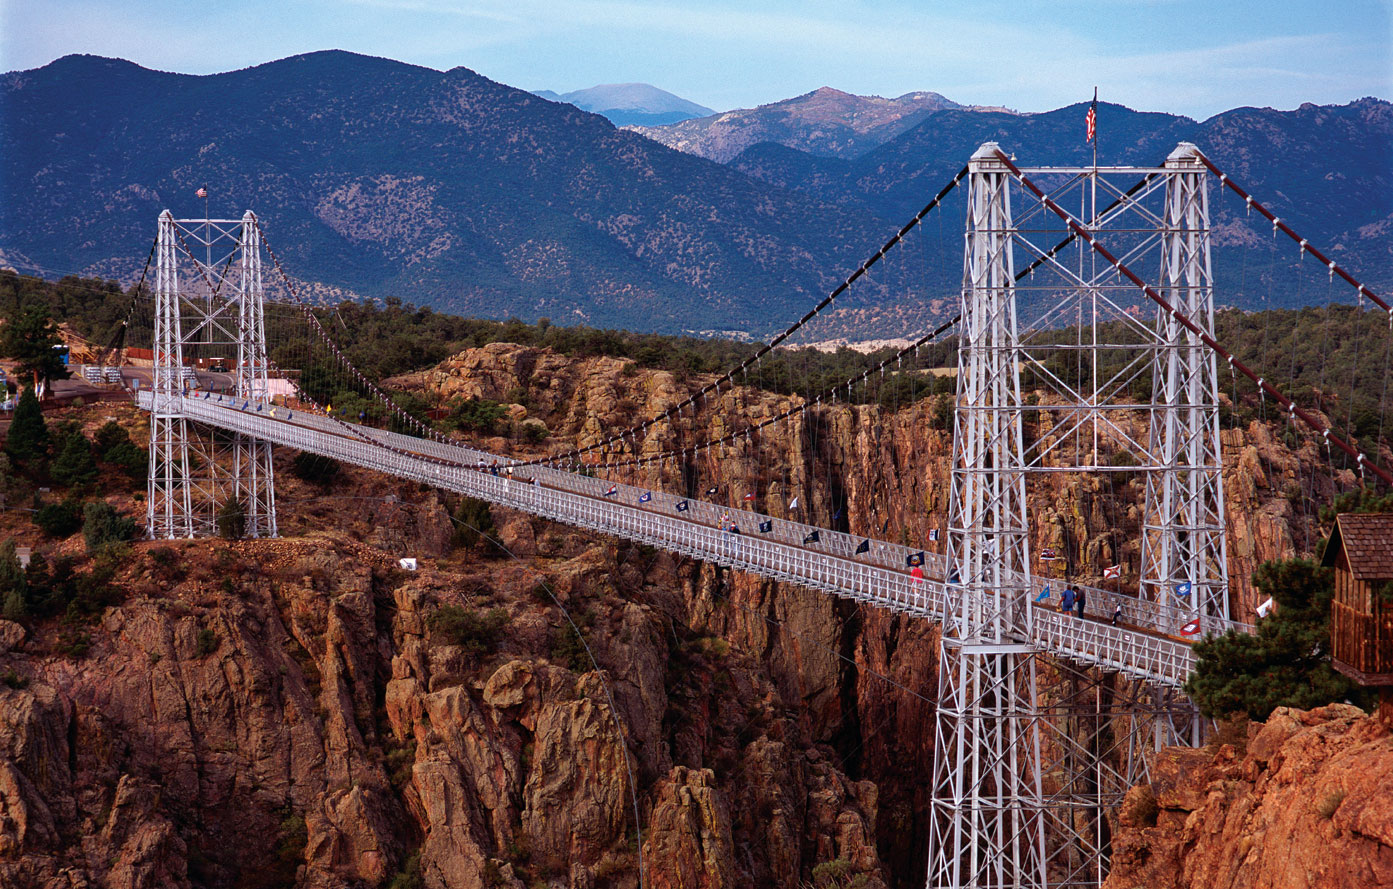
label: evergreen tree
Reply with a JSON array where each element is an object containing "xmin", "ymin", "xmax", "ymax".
[
  {"xmin": 50, "ymin": 430, "xmax": 97, "ymax": 488},
  {"xmin": 0, "ymin": 540, "xmax": 26, "ymax": 621},
  {"xmin": 1184, "ymin": 558, "xmax": 1361, "ymax": 720},
  {"xmin": 5, "ymin": 387, "xmax": 48, "ymax": 464},
  {"xmin": 81, "ymin": 501, "xmax": 137, "ymax": 553},
  {"xmin": 0, "ymin": 304, "xmax": 70, "ymax": 386}
]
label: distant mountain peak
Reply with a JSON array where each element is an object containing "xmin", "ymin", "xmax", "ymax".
[{"xmin": 538, "ymin": 83, "xmax": 716, "ymax": 127}]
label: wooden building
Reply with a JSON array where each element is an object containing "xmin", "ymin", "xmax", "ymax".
[{"xmin": 1322, "ymin": 513, "xmax": 1393, "ymax": 693}]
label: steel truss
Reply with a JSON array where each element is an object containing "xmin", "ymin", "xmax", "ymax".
[
  {"xmin": 928, "ymin": 143, "xmax": 1221, "ymax": 889},
  {"xmin": 147, "ymin": 210, "xmax": 277, "ymax": 538}
]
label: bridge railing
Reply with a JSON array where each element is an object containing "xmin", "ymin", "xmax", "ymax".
[{"xmin": 147, "ymin": 393, "xmax": 1208, "ymax": 686}]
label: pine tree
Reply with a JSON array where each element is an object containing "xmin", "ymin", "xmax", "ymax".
[
  {"xmin": 0, "ymin": 304, "xmax": 70, "ymax": 386},
  {"xmin": 50, "ymin": 430, "xmax": 97, "ymax": 488},
  {"xmin": 1185, "ymin": 558, "xmax": 1363, "ymax": 720},
  {"xmin": 5, "ymin": 386, "xmax": 48, "ymax": 465},
  {"xmin": 0, "ymin": 540, "xmax": 26, "ymax": 621}
]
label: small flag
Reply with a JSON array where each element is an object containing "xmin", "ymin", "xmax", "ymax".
[
  {"xmin": 706, "ymin": 486, "xmax": 719, "ymax": 497},
  {"xmin": 906, "ymin": 551, "xmax": 925, "ymax": 568},
  {"xmin": 1256, "ymin": 597, "xmax": 1275, "ymax": 618},
  {"xmin": 803, "ymin": 530, "xmax": 820, "ymax": 544},
  {"xmin": 241, "ymin": 401, "xmax": 249, "ymax": 410},
  {"xmin": 855, "ymin": 539, "xmax": 870, "ymax": 555},
  {"xmin": 788, "ymin": 496, "xmax": 800, "ymax": 510},
  {"xmin": 603, "ymin": 485, "xmax": 618, "ymax": 497},
  {"xmin": 1103, "ymin": 565, "xmax": 1121, "ymax": 579},
  {"xmin": 758, "ymin": 520, "xmax": 773, "ymax": 533},
  {"xmin": 743, "ymin": 492, "xmax": 757, "ymax": 502},
  {"xmin": 675, "ymin": 500, "xmax": 689, "ymax": 512},
  {"xmin": 1041, "ymin": 547, "xmax": 1056, "ymax": 558},
  {"xmin": 1175, "ymin": 582, "xmax": 1192, "ymax": 598},
  {"xmin": 1179, "ymin": 618, "xmax": 1201, "ymax": 636},
  {"xmin": 928, "ymin": 529, "xmax": 939, "ymax": 542},
  {"xmin": 639, "ymin": 491, "xmax": 652, "ymax": 503},
  {"xmin": 1034, "ymin": 583, "xmax": 1052, "ymax": 603},
  {"xmin": 196, "ymin": 186, "xmax": 207, "ymax": 199},
  {"xmin": 1085, "ymin": 89, "xmax": 1097, "ymax": 144},
  {"xmin": 832, "ymin": 507, "xmax": 844, "ymax": 521}
]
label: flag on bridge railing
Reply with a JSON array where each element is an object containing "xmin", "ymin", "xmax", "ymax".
[
  {"xmin": 855, "ymin": 539, "xmax": 870, "ymax": 555},
  {"xmin": 743, "ymin": 492, "xmax": 757, "ymax": 502},
  {"xmin": 788, "ymin": 496, "xmax": 799, "ymax": 511},
  {"xmin": 928, "ymin": 529, "xmax": 939, "ymax": 542},
  {"xmin": 1103, "ymin": 564, "xmax": 1121, "ymax": 579},
  {"xmin": 675, "ymin": 500, "xmax": 689, "ymax": 512},
  {"xmin": 639, "ymin": 491, "xmax": 652, "ymax": 503},
  {"xmin": 706, "ymin": 486, "xmax": 719, "ymax": 497},
  {"xmin": 1034, "ymin": 583, "xmax": 1051, "ymax": 603},
  {"xmin": 1179, "ymin": 618, "xmax": 1201, "ymax": 636},
  {"xmin": 906, "ymin": 551, "xmax": 925, "ymax": 567},
  {"xmin": 803, "ymin": 530, "xmax": 820, "ymax": 544},
  {"xmin": 1175, "ymin": 581, "xmax": 1192, "ymax": 598},
  {"xmin": 196, "ymin": 186, "xmax": 207, "ymax": 199},
  {"xmin": 1257, "ymin": 597, "xmax": 1275, "ymax": 618},
  {"xmin": 1085, "ymin": 88, "xmax": 1097, "ymax": 144},
  {"xmin": 758, "ymin": 520, "xmax": 773, "ymax": 533},
  {"xmin": 603, "ymin": 485, "xmax": 618, "ymax": 497}
]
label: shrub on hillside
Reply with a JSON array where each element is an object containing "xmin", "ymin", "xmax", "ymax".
[
  {"xmin": 290, "ymin": 451, "xmax": 341, "ymax": 485},
  {"xmin": 81, "ymin": 501, "xmax": 137, "ymax": 553},
  {"xmin": 34, "ymin": 498, "xmax": 83, "ymax": 538},
  {"xmin": 427, "ymin": 605, "xmax": 509, "ymax": 654}
]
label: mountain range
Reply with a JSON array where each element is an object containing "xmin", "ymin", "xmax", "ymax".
[
  {"xmin": 534, "ymin": 83, "xmax": 714, "ymax": 127},
  {"xmin": 626, "ymin": 86, "xmax": 1010, "ymax": 162},
  {"xmin": 2, "ymin": 51, "xmax": 1389, "ymax": 339}
]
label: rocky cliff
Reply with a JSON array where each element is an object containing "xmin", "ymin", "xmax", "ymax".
[
  {"xmin": 0, "ymin": 344, "xmax": 1372, "ymax": 888},
  {"xmin": 1104, "ymin": 704, "xmax": 1393, "ymax": 889}
]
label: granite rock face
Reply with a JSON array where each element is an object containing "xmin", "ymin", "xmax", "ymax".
[{"xmin": 1105, "ymin": 705, "xmax": 1393, "ymax": 889}]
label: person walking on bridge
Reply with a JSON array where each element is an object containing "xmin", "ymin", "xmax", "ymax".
[
  {"xmin": 1061, "ymin": 585, "xmax": 1075, "ymax": 615},
  {"xmin": 1075, "ymin": 585, "xmax": 1087, "ymax": 618}
]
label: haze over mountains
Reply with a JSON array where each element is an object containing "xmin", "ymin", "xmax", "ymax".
[
  {"xmin": 2, "ymin": 51, "xmax": 1390, "ymax": 339},
  {"xmin": 533, "ymin": 83, "xmax": 715, "ymax": 127}
]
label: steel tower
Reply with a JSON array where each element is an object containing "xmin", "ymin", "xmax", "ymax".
[
  {"xmin": 147, "ymin": 210, "xmax": 277, "ymax": 538},
  {"xmin": 1139, "ymin": 144, "xmax": 1229, "ymax": 634},
  {"xmin": 928, "ymin": 143, "xmax": 1223, "ymax": 889}
]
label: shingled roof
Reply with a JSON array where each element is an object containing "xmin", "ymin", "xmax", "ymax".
[{"xmin": 1322, "ymin": 513, "xmax": 1393, "ymax": 580}]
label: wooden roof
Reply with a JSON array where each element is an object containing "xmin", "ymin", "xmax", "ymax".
[{"xmin": 1322, "ymin": 513, "xmax": 1393, "ymax": 580}]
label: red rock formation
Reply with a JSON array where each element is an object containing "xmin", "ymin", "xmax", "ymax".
[{"xmin": 1105, "ymin": 704, "xmax": 1393, "ymax": 889}]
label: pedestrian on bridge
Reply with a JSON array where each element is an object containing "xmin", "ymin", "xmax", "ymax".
[
  {"xmin": 1075, "ymin": 585, "xmax": 1087, "ymax": 618},
  {"xmin": 1061, "ymin": 585, "xmax": 1075, "ymax": 615}
]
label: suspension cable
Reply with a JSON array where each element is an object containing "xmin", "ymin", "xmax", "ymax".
[
  {"xmin": 995, "ymin": 149, "xmax": 1393, "ymax": 487},
  {"xmin": 518, "ymin": 165, "xmax": 973, "ymax": 468},
  {"xmin": 1198, "ymin": 154, "xmax": 1392, "ymax": 319}
]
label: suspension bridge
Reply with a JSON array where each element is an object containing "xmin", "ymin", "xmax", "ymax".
[{"xmin": 120, "ymin": 141, "xmax": 1390, "ymax": 889}]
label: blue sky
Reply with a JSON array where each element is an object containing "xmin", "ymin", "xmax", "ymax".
[{"xmin": 2, "ymin": 0, "xmax": 1389, "ymax": 117}]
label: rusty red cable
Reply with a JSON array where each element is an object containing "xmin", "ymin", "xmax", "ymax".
[{"xmin": 992, "ymin": 149, "xmax": 1392, "ymax": 488}]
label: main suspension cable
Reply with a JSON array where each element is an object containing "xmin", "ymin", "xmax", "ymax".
[{"xmin": 995, "ymin": 149, "xmax": 1393, "ymax": 487}]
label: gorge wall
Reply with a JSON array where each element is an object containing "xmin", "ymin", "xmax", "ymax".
[{"xmin": 0, "ymin": 342, "xmax": 1370, "ymax": 888}]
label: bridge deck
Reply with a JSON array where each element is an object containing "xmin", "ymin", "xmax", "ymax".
[{"xmin": 141, "ymin": 392, "xmax": 1247, "ymax": 687}]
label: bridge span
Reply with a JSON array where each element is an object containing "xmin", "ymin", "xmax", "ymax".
[{"xmin": 140, "ymin": 390, "xmax": 1233, "ymax": 688}]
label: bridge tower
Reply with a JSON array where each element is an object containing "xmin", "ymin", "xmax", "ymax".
[
  {"xmin": 1139, "ymin": 144, "xmax": 1229, "ymax": 636},
  {"xmin": 147, "ymin": 210, "xmax": 277, "ymax": 539},
  {"xmin": 929, "ymin": 143, "xmax": 1223, "ymax": 889}
]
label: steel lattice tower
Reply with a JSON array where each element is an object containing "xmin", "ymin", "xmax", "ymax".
[
  {"xmin": 147, "ymin": 210, "xmax": 277, "ymax": 538},
  {"xmin": 928, "ymin": 143, "xmax": 1223, "ymax": 889},
  {"xmin": 1139, "ymin": 144, "xmax": 1229, "ymax": 633}
]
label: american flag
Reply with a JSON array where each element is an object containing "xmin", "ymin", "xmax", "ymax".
[
  {"xmin": 1085, "ymin": 89, "xmax": 1097, "ymax": 144},
  {"xmin": 196, "ymin": 186, "xmax": 207, "ymax": 199}
]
